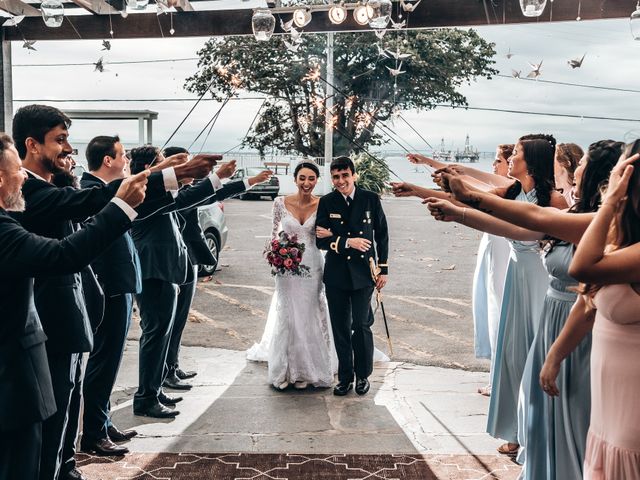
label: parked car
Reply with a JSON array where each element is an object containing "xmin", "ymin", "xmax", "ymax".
[
  {"xmin": 231, "ymin": 167, "xmax": 279, "ymax": 200},
  {"xmin": 197, "ymin": 201, "xmax": 228, "ymax": 276}
]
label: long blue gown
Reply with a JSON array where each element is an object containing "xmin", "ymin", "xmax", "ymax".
[
  {"xmin": 473, "ymin": 233, "xmax": 510, "ymax": 361},
  {"xmin": 487, "ymin": 188, "xmax": 549, "ymax": 444},
  {"xmin": 517, "ymin": 242, "xmax": 591, "ymax": 479}
]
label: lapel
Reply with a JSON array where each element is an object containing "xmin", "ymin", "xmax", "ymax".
[{"xmin": 348, "ymin": 186, "xmax": 363, "ymax": 225}]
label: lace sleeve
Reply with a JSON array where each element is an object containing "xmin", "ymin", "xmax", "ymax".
[{"xmin": 271, "ymin": 197, "xmax": 283, "ymax": 240}]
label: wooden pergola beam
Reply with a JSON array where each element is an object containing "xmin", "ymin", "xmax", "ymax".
[
  {"xmin": 0, "ymin": 0, "xmax": 41, "ymax": 17},
  {"xmin": 68, "ymin": 0, "xmax": 119, "ymax": 15},
  {"xmin": 2, "ymin": 0, "xmax": 635, "ymax": 41}
]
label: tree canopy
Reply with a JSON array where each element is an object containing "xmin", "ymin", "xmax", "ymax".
[{"xmin": 186, "ymin": 29, "xmax": 497, "ymax": 157}]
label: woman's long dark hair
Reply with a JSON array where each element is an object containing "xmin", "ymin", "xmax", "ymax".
[
  {"xmin": 614, "ymin": 140, "xmax": 640, "ymax": 248},
  {"xmin": 504, "ymin": 134, "xmax": 556, "ymax": 207},
  {"xmin": 572, "ymin": 140, "xmax": 624, "ymax": 214}
]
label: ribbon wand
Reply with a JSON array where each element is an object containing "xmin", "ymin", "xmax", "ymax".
[{"xmin": 369, "ymin": 257, "xmax": 393, "ymax": 357}]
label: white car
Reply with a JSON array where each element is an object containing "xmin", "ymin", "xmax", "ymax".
[{"xmin": 197, "ymin": 202, "xmax": 228, "ymax": 276}]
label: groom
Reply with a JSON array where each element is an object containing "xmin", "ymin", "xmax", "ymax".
[{"xmin": 316, "ymin": 156, "xmax": 389, "ymax": 396}]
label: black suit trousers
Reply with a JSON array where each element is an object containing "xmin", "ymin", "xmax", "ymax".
[
  {"xmin": 39, "ymin": 351, "xmax": 82, "ymax": 480},
  {"xmin": 0, "ymin": 421, "xmax": 42, "ymax": 480},
  {"xmin": 59, "ymin": 354, "xmax": 84, "ymax": 477},
  {"xmin": 82, "ymin": 293, "xmax": 133, "ymax": 442},
  {"xmin": 325, "ymin": 285, "xmax": 375, "ymax": 384},
  {"xmin": 134, "ymin": 279, "xmax": 178, "ymax": 409},
  {"xmin": 167, "ymin": 265, "xmax": 198, "ymax": 369}
]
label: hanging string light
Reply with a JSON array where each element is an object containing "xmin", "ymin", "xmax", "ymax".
[
  {"xmin": 328, "ymin": 2, "xmax": 347, "ymax": 24},
  {"xmin": 519, "ymin": 0, "xmax": 547, "ymax": 17},
  {"xmin": 293, "ymin": 7, "xmax": 312, "ymax": 28},
  {"xmin": 41, "ymin": 0, "xmax": 64, "ymax": 28},
  {"xmin": 353, "ymin": 2, "xmax": 373, "ymax": 25},
  {"xmin": 252, "ymin": 9, "xmax": 276, "ymax": 41}
]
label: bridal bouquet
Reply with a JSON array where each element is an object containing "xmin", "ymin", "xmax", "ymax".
[{"xmin": 265, "ymin": 232, "xmax": 310, "ymax": 277}]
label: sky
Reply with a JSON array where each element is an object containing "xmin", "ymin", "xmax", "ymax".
[{"xmin": 8, "ymin": 7, "xmax": 640, "ymax": 158}]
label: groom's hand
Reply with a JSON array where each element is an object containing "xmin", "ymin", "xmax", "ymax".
[
  {"xmin": 376, "ymin": 274, "xmax": 387, "ymax": 290},
  {"xmin": 348, "ymin": 238, "xmax": 371, "ymax": 252}
]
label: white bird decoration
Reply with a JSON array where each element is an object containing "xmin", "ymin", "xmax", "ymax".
[
  {"xmin": 400, "ymin": 0, "xmax": 422, "ymax": 12},
  {"xmin": 386, "ymin": 62, "xmax": 406, "ymax": 76},
  {"xmin": 280, "ymin": 17, "xmax": 293, "ymax": 33},
  {"xmin": 511, "ymin": 69, "xmax": 521, "ymax": 78},
  {"xmin": 568, "ymin": 53, "xmax": 586, "ymax": 69},
  {"xmin": 101, "ymin": 40, "xmax": 111, "ymax": 51},
  {"xmin": 390, "ymin": 18, "xmax": 406, "ymax": 29},
  {"xmin": 22, "ymin": 40, "xmax": 37, "ymax": 51},
  {"xmin": 505, "ymin": 47, "xmax": 514, "ymax": 59},
  {"xmin": 3, "ymin": 15, "xmax": 25, "ymax": 27},
  {"xmin": 289, "ymin": 27, "xmax": 302, "ymax": 44},
  {"xmin": 375, "ymin": 29, "xmax": 387, "ymax": 39},
  {"xmin": 527, "ymin": 60, "xmax": 543, "ymax": 79},
  {"xmin": 283, "ymin": 39, "xmax": 300, "ymax": 53},
  {"xmin": 376, "ymin": 44, "xmax": 390, "ymax": 58},
  {"xmin": 94, "ymin": 57, "xmax": 105, "ymax": 73}
]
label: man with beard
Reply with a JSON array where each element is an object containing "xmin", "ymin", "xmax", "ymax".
[
  {"xmin": 11, "ymin": 104, "xmax": 221, "ymax": 480},
  {"xmin": 0, "ymin": 133, "xmax": 150, "ymax": 480}
]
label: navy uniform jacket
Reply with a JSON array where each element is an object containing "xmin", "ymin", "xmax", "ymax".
[
  {"xmin": 0, "ymin": 203, "xmax": 131, "ymax": 431},
  {"xmin": 316, "ymin": 186, "xmax": 389, "ymax": 290},
  {"xmin": 15, "ymin": 172, "xmax": 171, "ymax": 353},
  {"xmin": 80, "ymin": 172, "xmax": 143, "ymax": 297},
  {"xmin": 132, "ymin": 178, "xmax": 246, "ymax": 285}
]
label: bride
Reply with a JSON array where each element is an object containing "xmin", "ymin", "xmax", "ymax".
[
  {"xmin": 247, "ymin": 161, "xmax": 387, "ymax": 390},
  {"xmin": 247, "ymin": 161, "xmax": 336, "ymax": 389}
]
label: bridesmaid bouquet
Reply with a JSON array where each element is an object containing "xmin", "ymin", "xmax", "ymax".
[{"xmin": 265, "ymin": 232, "xmax": 310, "ymax": 277}]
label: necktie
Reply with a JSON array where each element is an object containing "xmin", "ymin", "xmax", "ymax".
[{"xmin": 345, "ymin": 196, "xmax": 351, "ymax": 207}]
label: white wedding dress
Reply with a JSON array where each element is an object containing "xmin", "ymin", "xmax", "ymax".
[
  {"xmin": 247, "ymin": 197, "xmax": 388, "ymax": 388},
  {"xmin": 247, "ymin": 197, "xmax": 337, "ymax": 387}
]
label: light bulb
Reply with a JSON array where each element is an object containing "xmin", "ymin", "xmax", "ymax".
[
  {"xmin": 328, "ymin": 4, "xmax": 347, "ymax": 24},
  {"xmin": 292, "ymin": 8, "xmax": 311, "ymax": 28},
  {"xmin": 353, "ymin": 3, "xmax": 370, "ymax": 25},
  {"xmin": 252, "ymin": 9, "xmax": 276, "ymax": 41},
  {"xmin": 519, "ymin": 0, "xmax": 547, "ymax": 17},
  {"xmin": 368, "ymin": 0, "xmax": 391, "ymax": 29},
  {"xmin": 41, "ymin": 0, "xmax": 64, "ymax": 28}
]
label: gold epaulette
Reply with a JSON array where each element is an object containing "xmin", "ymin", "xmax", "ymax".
[{"xmin": 378, "ymin": 263, "xmax": 388, "ymax": 267}]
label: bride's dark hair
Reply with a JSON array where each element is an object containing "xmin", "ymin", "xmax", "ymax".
[{"xmin": 294, "ymin": 161, "xmax": 320, "ymax": 178}]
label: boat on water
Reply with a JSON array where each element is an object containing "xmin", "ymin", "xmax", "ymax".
[{"xmin": 432, "ymin": 134, "xmax": 479, "ymax": 163}]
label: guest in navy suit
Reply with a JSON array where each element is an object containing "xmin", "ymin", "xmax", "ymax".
[
  {"xmin": 128, "ymin": 146, "xmax": 271, "ymax": 418},
  {"xmin": 11, "ymin": 104, "xmax": 222, "ymax": 480},
  {"xmin": 0, "ymin": 133, "xmax": 149, "ymax": 480}
]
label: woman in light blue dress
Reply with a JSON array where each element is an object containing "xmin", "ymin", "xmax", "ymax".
[
  {"xmin": 472, "ymin": 146, "xmax": 512, "ymax": 396},
  {"xmin": 439, "ymin": 140, "xmax": 622, "ymax": 478},
  {"xmin": 425, "ymin": 134, "xmax": 568, "ymax": 453}
]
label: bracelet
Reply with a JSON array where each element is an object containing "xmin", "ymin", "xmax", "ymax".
[{"xmin": 462, "ymin": 207, "xmax": 467, "ymax": 224}]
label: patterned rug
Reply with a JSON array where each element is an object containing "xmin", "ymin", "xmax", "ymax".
[{"xmin": 76, "ymin": 452, "xmax": 521, "ymax": 479}]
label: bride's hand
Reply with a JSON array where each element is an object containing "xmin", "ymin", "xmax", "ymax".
[{"xmin": 316, "ymin": 226, "xmax": 332, "ymax": 238}]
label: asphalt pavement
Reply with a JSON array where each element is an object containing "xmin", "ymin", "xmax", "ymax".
[{"xmin": 130, "ymin": 195, "xmax": 489, "ymax": 372}]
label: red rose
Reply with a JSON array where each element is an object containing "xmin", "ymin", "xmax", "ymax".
[
  {"xmin": 279, "ymin": 248, "xmax": 288, "ymax": 255},
  {"xmin": 284, "ymin": 258, "xmax": 294, "ymax": 268},
  {"xmin": 273, "ymin": 256, "xmax": 283, "ymax": 266}
]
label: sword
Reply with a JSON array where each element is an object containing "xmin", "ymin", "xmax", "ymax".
[{"xmin": 369, "ymin": 257, "xmax": 393, "ymax": 357}]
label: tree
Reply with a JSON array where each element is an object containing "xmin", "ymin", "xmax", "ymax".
[
  {"xmin": 185, "ymin": 29, "xmax": 497, "ymax": 158},
  {"xmin": 353, "ymin": 152, "xmax": 390, "ymax": 194}
]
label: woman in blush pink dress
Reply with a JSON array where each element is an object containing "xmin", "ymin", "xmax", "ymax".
[{"xmin": 568, "ymin": 143, "xmax": 640, "ymax": 480}]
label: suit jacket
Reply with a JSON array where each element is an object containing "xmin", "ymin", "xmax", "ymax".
[
  {"xmin": 132, "ymin": 178, "xmax": 245, "ymax": 285},
  {"xmin": 316, "ymin": 186, "xmax": 389, "ymax": 290},
  {"xmin": 80, "ymin": 172, "xmax": 142, "ymax": 297},
  {"xmin": 16, "ymin": 172, "xmax": 170, "ymax": 353},
  {"xmin": 176, "ymin": 179, "xmax": 227, "ymax": 266},
  {"xmin": 0, "ymin": 203, "xmax": 131, "ymax": 431}
]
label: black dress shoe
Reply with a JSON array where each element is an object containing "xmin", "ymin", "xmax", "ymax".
[
  {"xmin": 333, "ymin": 381, "xmax": 353, "ymax": 396},
  {"xmin": 355, "ymin": 378, "xmax": 370, "ymax": 396},
  {"xmin": 158, "ymin": 391, "xmax": 183, "ymax": 406},
  {"xmin": 81, "ymin": 437, "xmax": 129, "ymax": 456},
  {"xmin": 133, "ymin": 402, "xmax": 180, "ymax": 418},
  {"xmin": 107, "ymin": 425, "xmax": 138, "ymax": 442},
  {"xmin": 176, "ymin": 367, "xmax": 197, "ymax": 380},
  {"xmin": 59, "ymin": 468, "xmax": 88, "ymax": 480},
  {"xmin": 163, "ymin": 372, "xmax": 193, "ymax": 390}
]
